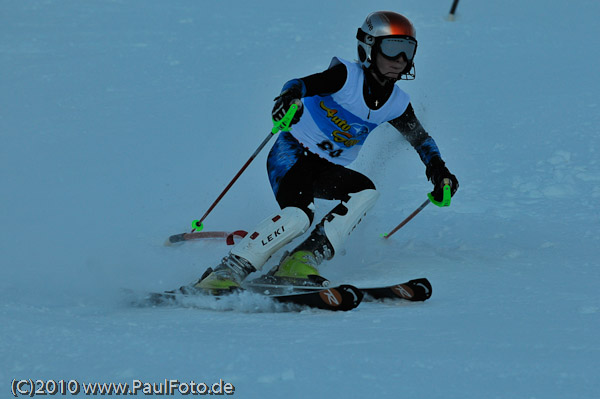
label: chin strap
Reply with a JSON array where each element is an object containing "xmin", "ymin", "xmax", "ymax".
[{"xmin": 369, "ymin": 64, "xmax": 398, "ymax": 84}]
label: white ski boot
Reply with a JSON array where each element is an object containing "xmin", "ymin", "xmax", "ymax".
[{"xmin": 194, "ymin": 207, "xmax": 310, "ymax": 293}]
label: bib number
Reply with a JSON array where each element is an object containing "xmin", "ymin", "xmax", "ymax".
[{"xmin": 318, "ymin": 140, "xmax": 343, "ymax": 158}]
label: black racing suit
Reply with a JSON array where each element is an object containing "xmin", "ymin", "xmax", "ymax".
[{"xmin": 267, "ymin": 62, "xmax": 442, "ymax": 223}]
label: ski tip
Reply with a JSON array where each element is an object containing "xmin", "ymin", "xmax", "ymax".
[
  {"xmin": 408, "ymin": 278, "xmax": 432, "ymax": 301},
  {"xmin": 396, "ymin": 278, "xmax": 432, "ymax": 301},
  {"xmin": 165, "ymin": 233, "xmax": 186, "ymax": 246},
  {"xmin": 360, "ymin": 278, "xmax": 432, "ymax": 302},
  {"xmin": 339, "ymin": 285, "xmax": 364, "ymax": 310}
]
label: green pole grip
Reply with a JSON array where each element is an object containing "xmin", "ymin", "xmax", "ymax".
[
  {"xmin": 427, "ymin": 178, "xmax": 452, "ymax": 207},
  {"xmin": 271, "ymin": 103, "xmax": 299, "ymax": 134}
]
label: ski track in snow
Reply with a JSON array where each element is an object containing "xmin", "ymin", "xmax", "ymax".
[{"xmin": 2, "ymin": 0, "xmax": 599, "ymax": 398}]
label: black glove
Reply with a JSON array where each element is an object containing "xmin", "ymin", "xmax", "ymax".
[
  {"xmin": 272, "ymin": 86, "xmax": 304, "ymax": 126},
  {"xmin": 426, "ymin": 157, "xmax": 459, "ymax": 202}
]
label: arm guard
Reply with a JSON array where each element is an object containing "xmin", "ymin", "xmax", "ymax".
[{"xmin": 388, "ymin": 103, "xmax": 442, "ymax": 165}]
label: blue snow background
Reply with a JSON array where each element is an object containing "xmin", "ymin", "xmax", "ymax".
[{"xmin": 1, "ymin": 0, "xmax": 599, "ymax": 397}]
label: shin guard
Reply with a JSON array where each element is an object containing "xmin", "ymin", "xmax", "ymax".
[
  {"xmin": 230, "ymin": 207, "xmax": 310, "ymax": 270},
  {"xmin": 323, "ymin": 189, "xmax": 379, "ymax": 255}
]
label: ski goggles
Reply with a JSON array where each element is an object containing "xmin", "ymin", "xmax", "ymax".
[{"xmin": 378, "ymin": 37, "xmax": 417, "ymax": 61}]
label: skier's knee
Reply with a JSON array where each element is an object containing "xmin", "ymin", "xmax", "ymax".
[{"xmin": 299, "ymin": 203, "xmax": 316, "ymax": 224}]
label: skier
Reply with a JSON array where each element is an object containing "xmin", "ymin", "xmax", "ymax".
[{"xmin": 195, "ymin": 11, "xmax": 459, "ymax": 292}]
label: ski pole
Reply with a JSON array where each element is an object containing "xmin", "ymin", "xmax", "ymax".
[
  {"xmin": 382, "ymin": 199, "xmax": 430, "ymax": 239},
  {"xmin": 383, "ymin": 178, "xmax": 452, "ymax": 239},
  {"xmin": 448, "ymin": 0, "xmax": 460, "ymax": 21},
  {"xmin": 190, "ymin": 104, "xmax": 299, "ymax": 233}
]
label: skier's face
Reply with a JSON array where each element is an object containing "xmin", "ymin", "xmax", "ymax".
[{"xmin": 374, "ymin": 51, "xmax": 408, "ymax": 80}]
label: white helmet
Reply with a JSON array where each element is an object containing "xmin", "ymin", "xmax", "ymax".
[{"xmin": 356, "ymin": 11, "xmax": 418, "ymax": 80}]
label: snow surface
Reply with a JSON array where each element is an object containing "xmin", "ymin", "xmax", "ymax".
[{"xmin": 2, "ymin": 0, "xmax": 599, "ymax": 398}]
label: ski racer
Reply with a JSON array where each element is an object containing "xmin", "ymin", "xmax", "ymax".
[{"xmin": 195, "ymin": 11, "xmax": 459, "ymax": 292}]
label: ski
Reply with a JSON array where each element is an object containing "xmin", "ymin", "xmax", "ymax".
[
  {"xmin": 246, "ymin": 277, "xmax": 432, "ymax": 303},
  {"xmin": 360, "ymin": 278, "xmax": 432, "ymax": 302},
  {"xmin": 269, "ymin": 285, "xmax": 362, "ymax": 311},
  {"xmin": 137, "ymin": 278, "xmax": 429, "ymax": 312},
  {"xmin": 244, "ymin": 274, "xmax": 331, "ymax": 295},
  {"xmin": 142, "ymin": 284, "xmax": 363, "ymax": 312}
]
